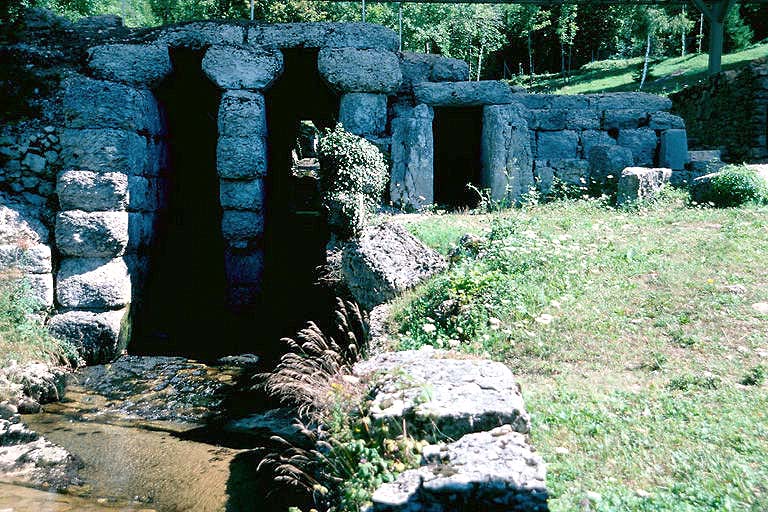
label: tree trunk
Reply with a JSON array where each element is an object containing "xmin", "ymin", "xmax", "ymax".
[
  {"xmin": 698, "ymin": 13, "xmax": 704, "ymax": 53},
  {"xmin": 528, "ymin": 31, "xmax": 534, "ymax": 86},
  {"xmin": 640, "ymin": 32, "xmax": 651, "ymax": 90},
  {"xmin": 477, "ymin": 44, "xmax": 483, "ymax": 81}
]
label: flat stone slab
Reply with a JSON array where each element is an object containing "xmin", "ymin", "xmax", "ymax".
[
  {"xmin": 247, "ymin": 22, "xmax": 399, "ymax": 51},
  {"xmin": 202, "ymin": 45, "xmax": 283, "ymax": 90},
  {"xmin": 414, "ymin": 81, "xmax": 514, "ymax": 106},
  {"xmin": 371, "ymin": 425, "xmax": 547, "ymax": 512},
  {"xmin": 354, "ymin": 347, "xmax": 530, "ymax": 440}
]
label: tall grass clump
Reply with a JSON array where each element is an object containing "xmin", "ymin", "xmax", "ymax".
[{"xmin": 705, "ymin": 164, "xmax": 768, "ymax": 207}]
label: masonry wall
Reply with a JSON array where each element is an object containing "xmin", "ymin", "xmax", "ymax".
[{"xmin": 671, "ymin": 58, "xmax": 768, "ymax": 163}]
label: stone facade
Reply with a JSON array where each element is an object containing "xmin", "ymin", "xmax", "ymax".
[
  {"xmin": 671, "ymin": 58, "xmax": 768, "ymax": 162},
  {"xmin": 0, "ymin": 10, "xmax": 689, "ymax": 363}
]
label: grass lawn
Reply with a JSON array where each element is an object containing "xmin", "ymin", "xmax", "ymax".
[
  {"xmin": 387, "ymin": 193, "xmax": 768, "ymax": 511},
  {"xmin": 515, "ymin": 42, "xmax": 768, "ymax": 95}
]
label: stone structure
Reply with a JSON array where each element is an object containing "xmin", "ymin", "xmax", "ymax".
[
  {"xmin": 0, "ymin": 10, "xmax": 689, "ymax": 363},
  {"xmin": 672, "ymin": 58, "xmax": 768, "ymax": 163}
]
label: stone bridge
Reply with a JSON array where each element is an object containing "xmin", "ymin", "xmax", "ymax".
[{"xmin": 0, "ymin": 13, "xmax": 689, "ymax": 363}]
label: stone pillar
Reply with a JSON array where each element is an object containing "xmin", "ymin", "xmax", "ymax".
[
  {"xmin": 481, "ymin": 104, "xmax": 534, "ymax": 203},
  {"xmin": 49, "ymin": 75, "xmax": 165, "ymax": 363},
  {"xmin": 216, "ymin": 90, "xmax": 268, "ymax": 309},
  {"xmin": 390, "ymin": 104, "xmax": 434, "ymax": 210}
]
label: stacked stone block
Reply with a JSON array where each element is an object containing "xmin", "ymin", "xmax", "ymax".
[{"xmin": 51, "ymin": 69, "xmax": 169, "ymax": 363}]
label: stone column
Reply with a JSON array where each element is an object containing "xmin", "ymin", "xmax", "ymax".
[
  {"xmin": 216, "ymin": 90, "xmax": 268, "ymax": 309},
  {"xmin": 481, "ymin": 103, "xmax": 534, "ymax": 204},
  {"xmin": 390, "ymin": 103, "xmax": 434, "ymax": 210},
  {"xmin": 339, "ymin": 93, "xmax": 388, "ymax": 137}
]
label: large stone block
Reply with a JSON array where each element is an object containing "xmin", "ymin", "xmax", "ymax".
[
  {"xmin": 566, "ymin": 109, "xmax": 601, "ymax": 130},
  {"xmin": 0, "ymin": 243, "xmax": 52, "ymax": 274},
  {"xmin": 56, "ymin": 211, "xmax": 129, "ymax": 258},
  {"xmin": 617, "ymin": 167, "xmax": 672, "ymax": 205},
  {"xmin": 342, "ymin": 222, "xmax": 447, "ymax": 310},
  {"xmin": 87, "ymin": 44, "xmax": 171, "ymax": 87},
  {"xmin": 649, "ymin": 111, "xmax": 685, "ymax": 130},
  {"xmin": 216, "ymin": 136, "xmax": 267, "ymax": 179},
  {"xmin": 61, "ymin": 129, "xmax": 148, "ymax": 175},
  {"xmin": 587, "ymin": 92, "xmax": 672, "ymax": 111},
  {"xmin": 339, "ymin": 93, "xmax": 387, "ymax": 136},
  {"xmin": 127, "ymin": 213, "xmax": 155, "ymax": 253},
  {"xmin": 127, "ymin": 176, "xmax": 159, "ymax": 212},
  {"xmin": 536, "ymin": 130, "xmax": 579, "ymax": 159},
  {"xmin": 688, "ymin": 149, "xmax": 725, "ymax": 174},
  {"xmin": 508, "ymin": 93, "xmax": 589, "ymax": 110},
  {"xmin": 414, "ymin": 81, "xmax": 513, "ymax": 107},
  {"xmin": 145, "ymin": 139, "xmax": 170, "ymax": 177},
  {"xmin": 202, "ymin": 45, "xmax": 283, "ymax": 90},
  {"xmin": 221, "ymin": 210, "xmax": 264, "ymax": 241},
  {"xmin": 57, "ymin": 170, "xmax": 128, "ymax": 211},
  {"xmin": 527, "ymin": 110, "xmax": 566, "ymax": 131},
  {"xmin": 217, "ymin": 91, "xmax": 266, "ymax": 137},
  {"xmin": 390, "ymin": 104, "xmax": 434, "ymax": 210},
  {"xmin": 62, "ymin": 76, "xmax": 164, "ymax": 135},
  {"xmin": 550, "ymin": 158, "xmax": 591, "ymax": 186},
  {"xmin": 247, "ymin": 22, "xmax": 399, "ymax": 51},
  {"xmin": 56, "ymin": 257, "xmax": 131, "ymax": 309},
  {"xmin": 602, "ymin": 110, "xmax": 648, "ymax": 130},
  {"xmin": 156, "ymin": 22, "xmax": 244, "ymax": 48},
  {"xmin": 481, "ymin": 103, "xmax": 534, "ymax": 203},
  {"xmin": 588, "ymin": 145, "xmax": 634, "ymax": 183},
  {"xmin": 580, "ymin": 130, "xmax": 616, "ymax": 157},
  {"xmin": 318, "ymin": 48, "xmax": 402, "ymax": 94},
  {"xmin": 533, "ymin": 162, "xmax": 555, "ymax": 195},
  {"xmin": 224, "ymin": 248, "xmax": 264, "ymax": 286},
  {"xmin": 48, "ymin": 308, "xmax": 130, "ymax": 364},
  {"xmin": 219, "ymin": 178, "xmax": 264, "ymax": 210},
  {"xmin": 659, "ymin": 129, "xmax": 689, "ymax": 171},
  {"xmin": 617, "ymin": 128, "xmax": 658, "ymax": 166},
  {"xmin": 399, "ymin": 52, "xmax": 469, "ymax": 88},
  {"xmin": 0, "ymin": 198, "xmax": 49, "ymax": 244}
]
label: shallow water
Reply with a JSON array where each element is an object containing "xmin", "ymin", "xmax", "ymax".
[{"xmin": 1, "ymin": 356, "xmax": 281, "ymax": 512}]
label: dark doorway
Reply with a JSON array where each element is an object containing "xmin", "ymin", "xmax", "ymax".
[
  {"xmin": 433, "ymin": 107, "xmax": 484, "ymax": 209},
  {"xmin": 261, "ymin": 49, "xmax": 339, "ymax": 355},
  {"xmin": 131, "ymin": 47, "xmax": 229, "ymax": 360}
]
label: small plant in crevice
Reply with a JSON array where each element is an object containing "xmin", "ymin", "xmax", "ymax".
[
  {"xmin": 318, "ymin": 124, "xmax": 388, "ymax": 240},
  {"xmin": 258, "ymin": 298, "xmax": 425, "ymax": 511}
]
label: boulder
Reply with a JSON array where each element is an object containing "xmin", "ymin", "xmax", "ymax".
[
  {"xmin": 617, "ymin": 128, "xmax": 658, "ymax": 166},
  {"xmin": 219, "ymin": 178, "xmax": 265, "ymax": 211},
  {"xmin": 56, "ymin": 257, "xmax": 131, "ymax": 309},
  {"xmin": 318, "ymin": 48, "xmax": 402, "ymax": 93},
  {"xmin": 217, "ymin": 91, "xmax": 266, "ymax": 137},
  {"xmin": 399, "ymin": 52, "xmax": 469, "ymax": 88},
  {"xmin": 370, "ymin": 425, "xmax": 547, "ymax": 512},
  {"xmin": 62, "ymin": 76, "xmax": 164, "ymax": 135},
  {"xmin": 338, "ymin": 93, "xmax": 388, "ymax": 137},
  {"xmin": 617, "ymin": 167, "xmax": 672, "ymax": 205},
  {"xmin": 87, "ymin": 44, "xmax": 171, "ymax": 87},
  {"xmin": 659, "ymin": 129, "xmax": 689, "ymax": 170},
  {"xmin": 202, "ymin": 45, "xmax": 283, "ymax": 90},
  {"xmin": 216, "ymin": 136, "xmax": 268, "ymax": 179},
  {"xmin": 355, "ymin": 347, "xmax": 530, "ymax": 439},
  {"xmin": 390, "ymin": 104, "xmax": 434, "ymax": 210},
  {"xmin": 688, "ymin": 149, "xmax": 725, "ymax": 174},
  {"xmin": 341, "ymin": 222, "xmax": 446, "ymax": 309},
  {"xmin": 481, "ymin": 103, "xmax": 534, "ymax": 203},
  {"xmin": 57, "ymin": 170, "xmax": 128, "ymax": 211},
  {"xmin": 649, "ymin": 111, "xmax": 685, "ymax": 130},
  {"xmin": 588, "ymin": 145, "xmax": 634, "ymax": 184},
  {"xmin": 61, "ymin": 129, "xmax": 148, "ymax": 175},
  {"xmin": 55, "ymin": 211, "xmax": 129, "ymax": 258},
  {"xmin": 536, "ymin": 130, "xmax": 579, "ymax": 160},
  {"xmin": 247, "ymin": 22, "xmax": 399, "ymax": 51},
  {"xmin": 414, "ymin": 81, "xmax": 513, "ymax": 107},
  {"xmin": 48, "ymin": 308, "xmax": 130, "ymax": 364}
]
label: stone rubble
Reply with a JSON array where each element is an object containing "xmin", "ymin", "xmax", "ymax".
[{"xmin": 617, "ymin": 167, "xmax": 672, "ymax": 205}]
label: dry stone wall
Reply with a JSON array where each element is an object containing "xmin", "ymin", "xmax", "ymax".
[
  {"xmin": 671, "ymin": 58, "xmax": 768, "ymax": 163},
  {"xmin": 0, "ymin": 10, "xmax": 689, "ymax": 364}
]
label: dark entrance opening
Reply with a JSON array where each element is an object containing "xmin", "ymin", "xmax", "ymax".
[
  {"xmin": 261, "ymin": 49, "xmax": 338, "ymax": 355},
  {"xmin": 433, "ymin": 107, "xmax": 484, "ymax": 209},
  {"xmin": 131, "ymin": 47, "xmax": 229, "ymax": 360}
]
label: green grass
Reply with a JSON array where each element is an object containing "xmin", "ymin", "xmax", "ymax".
[
  {"xmin": 514, "ymin": 42, "xmax": 768, "ymax": 95},
  {"xmin": 387, "ymin": 193, "xmax": 768, "ymax": 511}
]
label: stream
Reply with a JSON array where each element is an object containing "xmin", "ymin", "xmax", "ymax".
[{"xmin": 1, "ymin": 355, "xmax": 290, "ymax": 512}]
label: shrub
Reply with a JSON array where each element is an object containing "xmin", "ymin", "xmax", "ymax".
[
  {"xmin": 741, "ymin": 365, "xmax": 766, "ymax": 386},
  {"xmin": 706, "ymin": 165, "xmax": 768, "ymax": 207},
  {"xmin": 318, "ymin": 124, "xmax": 388, "ymax": 239}
]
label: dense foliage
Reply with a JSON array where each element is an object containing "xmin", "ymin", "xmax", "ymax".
[
  {"xmin": 318, "ymin": 124, "xmax": 387, "ymax": 240},
  {"xmin": 2, "ymin": 0, "xmax": 765, "ymax": 82},
  {"xmin": 706, "ymin": 164, "xmax": 768, "ymax": 207}
]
